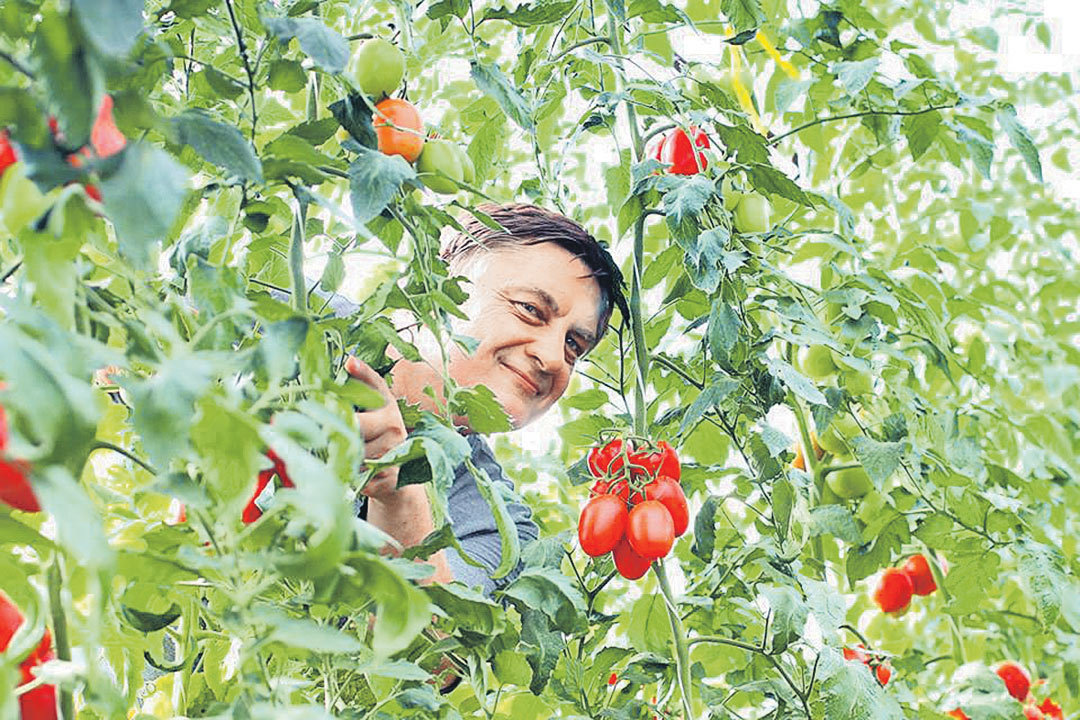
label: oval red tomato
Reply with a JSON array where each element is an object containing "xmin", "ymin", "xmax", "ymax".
[
  {"xmin": 995, "ymin": 661, "xmax": 1031, "ymax": 702},
  {"xmin": 578, "ymin": 494, "xmax": 628, "ymax": 557},
  {"xmin": 242, "ymin": 452, "xmax": 296, "ymax": 524},
  {"xmin": 626, "ymin": 500, "xmax": 675, "ymax": 559},
  {"xmin": 875, "ymin": 663, "xmax": 891, "ymax": 686},
  {"xmin": 660, "ymin": 126, "xmax": 710, "ymax": 175},
  {"xmin": 0, "ymin": 591, "xmax": 57, "ymax": 720},
  {"xmin": 643, "ymin": 476, "xmax": 688, "ymax": 536},
  {"xmin": 0, "ymin": 457, "xmax": 39, "ymax": 513},
  {"xmin": 873, "ymin": 567, "xmax": 913, "ymax": 613},
  {"xmin": 626, "ymin": 440, "xmax": 680, "ymax": 482},
  {"xmin": 587, "ymin": 438, "xmax": 625, "ymax": 478},
  {"xmin": 901, "ymin": 553, "xmax": 937, "ymax": 596},
  {"xmin": 843, "ymin": 644, "xmax": 869, "ymax": 664},
  {"xmin": 612, "ymin": 534, "xmax": 652, "ymax": 580}
]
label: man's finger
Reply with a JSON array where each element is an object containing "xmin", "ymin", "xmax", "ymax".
[{"xmin": 346, "ymin": 356, "xmax": 394, "ymax": 403}]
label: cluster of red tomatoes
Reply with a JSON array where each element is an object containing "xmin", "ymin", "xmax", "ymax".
[
  {"xmin": 0, "ymin": 392, "xmax": 40, "ymax": 514},
  {"xmin": 577, "ymin": 438, "xmax": 688, "ymax": 580},
  {"xmin": 872, "ymin": 553, "xmax": 938, "ymax": 613},
  {"xmin": 0, "ymin": 591, "xmax": 57, "ymax": 719},
  {"xmin": 348, "ymin": 39, "xmax": 473, "ymax": 194},
  {"xmin": 842, "ymin": 643, "xmax": 892, "ymax": 686},
  {"xmin": 649, "ymin": 126, "xmax": 710, "ymax": 176},
  {"xmin": 948, "ymin": 662, "xmax": 1063, "ymax": 719}
]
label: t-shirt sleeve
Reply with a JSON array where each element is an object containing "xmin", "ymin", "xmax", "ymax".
[{"xmin": 443, "ymin": 435, "xmax": 539, "ymax": 596}]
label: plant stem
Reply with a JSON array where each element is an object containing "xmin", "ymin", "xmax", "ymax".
[
  {"xmin": 289, "ymin": 198, "xmax": 308, "ymax": 313},
  {"xmin": 91, "ymin": 441, "xmax": 157, "ymax": 475},
  {"xmin": 768, "ymin": 103, "xmax": 958, "ymax": 146},
  {"xmin": 224, "ymin": 0, "xmax": 258, "ymax": 143},
  {"xmin": 47, "ymin": 557, "xmax": 74, "ymax": 720},
  {"xmin": 653, "ymin": 561, "xmax": 694, "ymax": 720}
]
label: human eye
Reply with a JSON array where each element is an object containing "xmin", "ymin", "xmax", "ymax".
[{"xmin": 517, "ymin": 301, "xmax": 542, "ymax": 318}]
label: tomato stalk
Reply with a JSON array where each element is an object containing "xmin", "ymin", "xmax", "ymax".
[
  {"xmin": 787, "ymin": 386, "xmax": 825, "ymax": 570},
  {"xmin": 47, "ymin": 556, "xmax": 73, "ymax": 720},
  {"xmin": 653, "ymin": 561, "xmax": 694, "ymax": 720}
]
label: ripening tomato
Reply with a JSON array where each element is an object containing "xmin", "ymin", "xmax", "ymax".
[
  {"xmin": 643, "ymin": 476, "xmax": 689, "ymax": 536},
  {"xmin": 612, "ymin": 534, "xmax": 652, "ymax": 580},
  {"xmin": 626, "ymin": 500, "xmax": 675, "ymax": 559},
  {"xmin": 843, "ymin": 644, "xmax": 869, "ymax": 664},
  {"xmin": 90, "ymin": 94, "xmax": 126, "ymax": 158},
  {"xmin": 873, "ymin": 567, "xmax": 913, "ymax": 614},
  {"xmin": 373, "ymin": 98, "xmax": 424, "ymax": 162},
  {"xmin": 578, "ymin": 494, "xmax": 628, "ymax": 557},
  {"xmin": 353, "ymin": 38, "xmax": 405, "ymax": 99},
  {"xmin": 732, "ymin": 193, "xmax": 771, "ymax": 234},
  {"xmin": 826, "ymin": 466, "xmax": 873, "ymax": 500},
  {"xmin": 607, "ymin": 672, "xmax": 618, "ymax": 685},
  {"xmin": 587, "ymin": 438, "xmax": 625, "ymax": 478},
  {"xmin": 626, "ymin": 440, "xmax": 680, "ymax": 482},
  {"xmin": 659, "ymin": 126, "xmax": 710, "ymax": 175},
  {"xmin": 901, "ymin": 553, "xmax": 937, "ymax": 596},
  {"xmin": 0, "ymin": 129, "xmax": 18, "ymax": 177},
  {"xmin": 1039, "ymin": 698, "xmax": 1064, "ymax": 720},
  {"xmin": 874, "ymin": 663, "xmax": 891, "ymax": 686},
  {"xmin": 802, "ymin": 344, "xmax": 837, "ymax": 379},
  {"xmin": 996, "ymin": 661, "xmax": 1032, "ymax": 702}
]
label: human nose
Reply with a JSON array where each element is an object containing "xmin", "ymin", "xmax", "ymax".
[{"xmin": 527, "ymin": 323, "xmax": 567, "ymax": 375}]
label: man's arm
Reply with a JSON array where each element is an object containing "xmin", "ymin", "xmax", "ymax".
[{"xmin": 346, "ymin": 357, "xmax": 453, "ymax": 585}]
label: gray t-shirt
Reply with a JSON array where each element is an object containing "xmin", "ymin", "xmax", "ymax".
[{"xmin": 270, "ymin": 284, "xmax": 538, "ymax": 595}]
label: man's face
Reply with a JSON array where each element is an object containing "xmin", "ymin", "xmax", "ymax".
[{"xmin": 406, "ymin": 242, "xmax": 605, "ymax": 430}]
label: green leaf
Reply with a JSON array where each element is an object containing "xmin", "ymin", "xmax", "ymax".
[
  {"xmin": 72, "ymin": 0, "xmax": 143, "ymax": 57},
  {"xmin": 679, "ymin": 376, "xmax": 739, "ymax": 435},
  {"xmin": 902, "ymin": 111, "xmax": 941, "ymax": 161},
  {"xmin": 692, "ymin": 495, "xmax": 720, "ymax": 561},
  {"xmin": 257, "ymin": 608, "xmax": 366, "ymax": 654},
  {"xmin": 173, "ymin": 110, "xmax": 263, "ymax": 183},
  {"xmin": 761, "ymin": 585, "xmax": 807, "ymax": 653},
  {"xmin": 720, "ymin": 0, "xmax": 763, "ymax": 31},
  {"xmin": 626, "ymin": 594, "xmax": 671, "ymax": 654},
  {"xmin": 952, "ymin": 122, "xmax": 994, "ymax": 180},
  {"xmin": 470, "ymin": 61, "xmax": 534, "ymax": 131},
  {"xmin": 482, "ymin": 0, "xmax": 578, "ymax": 26},
  {"xmin": 262, "ymin": 16, "xmax": 349, "ymax": 74},
  {"xmin": 834, "ymin": 58, "xmax": 878, "ymax": 95},
  {"xmin": 268, "ymin": 59, "xmax": 308, "ymax": 92},
  {"xmin": 746, "ymin": 163, "xmax": 812, "ymax": 206},
  {"xmin": 996, "ymin": 107, "xmax": 1043, "ymax": 182},
  {"xmin": 347, "ymin": 147, "xmax": 416, "ymax": 225},
  {"xmin": 120, "ymin": 604, "xmax": 182, "ymax": 633},
  {"xmin": 712, "ymin": 123, "xmax": 770, "ymax": 164},
  {"xmin": 450, "ymin": 385, "xmax": 513, "ymax": 433},
  {"xmin": 32, "ymin": 11, "xmax": 101, "ymax": 148},
  {"xmin": 501, "ymin": 568, "xmax": 586, "ymax": 634},
  {"xmin": 763, "ymin": 356, "xmax": 827, "ymax": 406},
  {"xmin": 809, "ymin": 505, "xmax": 862, "ymax": 544},
  {"xmin": 34, "ymin": 466, "xmax": 114, "ymax": 570},
  {"xmin": 100, "ymin": 143, "xmax": 189, "ymax": 269},
  {"xmin": 520, "ymin": 607, "xmax": 562, "ymax": 694},
  {"xmin": 849, "ymin": 436, "xmax": 903, "ymax": 487},
  {"xmin": 1017, "ymin": 540, "xmax": 1065, "ymax": 630}
]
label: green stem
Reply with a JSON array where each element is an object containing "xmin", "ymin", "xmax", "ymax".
[
  {"xmin": 767, "ymin": 103, "xmax": 959, "ymax": 146},
  {"xmin": 786, "ymin": 345, "xmax": 825, "ymax": 568},
  {"xmin": 653, "ymin": 561, "xmax": 694, "ymax": 720},
  {"xmin": 47, "ymin": 558, "xmax": 74, "ymax": 720},
  {"xmin": 90, "ymin": 441, "xmax": 157, "ymax": 475},
  {"xmin": 289, "ymin": 198, "xmax": 308, "ymax": 313}
]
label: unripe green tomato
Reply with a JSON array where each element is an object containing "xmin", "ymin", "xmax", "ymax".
[
  {"xmin": 416, "ymin": 139, "xmax": 463, "ymax": 194},
  {"xmin": 733, "ymin": 193, "xmax": 771, "ymax": 234},
  {"xmin": 722, "ymin": 176, "xmax": 744, "ymax": 211},
  {"xmin": 843, "ymin": 368, "xmax": 873, "ymax": 396},
  {"xmin": 0, "ymin": 162, "xmax": 49, "ymax": 234},
  {"xmin": 818, "ymin": 413, "xmax": 861, "ymax": 455},
  {"xmin": 453, "ymin": 143, "xmax": 475, "ymax": 185},
  {"xmin": 353, "ymin": 39, "xmax": 405, "ymax": 99},
  {"xmin": 826, "ymin": 466, "xmax": 873, "ymax": 499},
  {"xmin": 802, "ymin": 345, "xmax": 837, "ymax": 379}
]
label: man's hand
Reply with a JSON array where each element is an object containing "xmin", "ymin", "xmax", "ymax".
[{"xmin": 346, "ymin": 356, "xmax": 408, "ymax": 502}]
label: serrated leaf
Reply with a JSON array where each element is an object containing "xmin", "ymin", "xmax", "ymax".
[
  {"xmin": 483, "ymin": 0, "xmax": 578, "ymax": 26},
  {"xmin": 809, "ymin": 505, "xmax": 862, "ymax": 544},
  {"xmin": 347, "ymin": 147, "xmax": 415, "ymax": 225},
  {"xmin": 834, "ymin": 58, "xmax": 878, "ymax": 95},
  {"xmin": 763, "ymin": 356, "xmax": 827, "ymax": 406},
  {"xmin": 173, "ymin": 110, "xmax": 262, "ymax": 183},
  {"xmin": 996, "ymin": 107, "xmax": 1043, "ymax": 182},
  {"xmin": 72, "ymin": 0, "xmax": 143, "ymax": 56},
  {"xmin": 720, "ymin": 0, "xmax": 763, "ymax": 31},
  {"xmin": 470, "ymin": 61, "xmax": 534, "ymax": 131},
  {"xmin": 849, "ymin": 436, "xmax": 903, "ymax": 486},
  {"xmin": 903, "ymin": 111, "xmax": 941, "ymax": 161},
  {"xmin": 501, "ymin": 568, "xmax": 586, "ymax": 633},
  {"xmin": 262, "ymin": 16, "xmax": 348, "ymax": 74}
]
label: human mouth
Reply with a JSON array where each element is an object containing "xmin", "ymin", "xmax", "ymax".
[{"xmin": 503, "ymin": 363, "xmax": 541, "ymax": 396}]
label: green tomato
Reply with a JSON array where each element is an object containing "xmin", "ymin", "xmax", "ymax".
[
  {"xmin": 353, "ymin": 39, "xmax": 405, "ymax": 99},
  {"xmin": 453, "ymin": 143, "xmax": 475, "ymax": 185},
  {"xmin": 826, "ymin": 466, "xmax": 873, "ymax": 499},
  {"xmin": 818, "ymin": 413, "xmax": 861, "ymax": 456},
  {"xmin": 416, "ymin": 139, "xmax": 464, "ymax": 194},
  {"xmin": 721, "ymin": 175, "xmax": 744, "ymax": 211},
  {"xmin": 802, "ymin": 345, "xmax": 837, "ymax": 379},
  {"xmin": 842, "ymin": 368, "xmax": 873, "ymax": 396},
  {"xmin": 733, "ymin": 193, "xmax": 771, "ymax": 234},
  {"xmin": 0, "ymin": 162, "xmax": 49, "ymax": 235}
]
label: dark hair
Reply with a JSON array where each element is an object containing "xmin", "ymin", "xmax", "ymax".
[{"xmin": 441, "ymin": 203, "xmax": 628, "ymax": 342}]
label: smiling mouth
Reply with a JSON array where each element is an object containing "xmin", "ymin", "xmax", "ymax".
[{"xmin": 504, "ymin": 363, "xmax": 540, "ymax": 396}]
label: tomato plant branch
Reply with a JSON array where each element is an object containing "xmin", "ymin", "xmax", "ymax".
[
  {"xmin": 223, "ymin": 0, "xmax": 258, "ymax": 142},
  {"xmin": 768, "ymin": 103, "xmax": 959, "ymax": 146},
  {"xmin": 90, "ymin": 441, "xmax": 157, "ymax": 475},
  {"xmin": 550, "ymin": 36, "xmax": 611, "ymax": 62},
  {"xmin": 0, "ymin": 48, "xmax": 34, "ymax": 79},
  {"xmin": 47, "ymin": 556, "xmax": 74, "ymax": 720},
  {"xmin": 653, "ymin": 561, "xmax": 695, "ymax": 720}
]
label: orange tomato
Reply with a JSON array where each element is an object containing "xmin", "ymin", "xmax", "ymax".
[{"xmin": 373, "ymin": 98, "xmax": 423, "ymax": 162}]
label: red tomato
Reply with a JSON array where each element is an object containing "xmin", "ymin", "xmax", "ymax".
[
  {"xmin": 0, "ymin": 129, "xmax": 17, "ymax": 177},
  {"xmin": 843, "ymin": 644, "xmax": 869, "ymax": 664},
  {"xmin": 1039, "ymin": 698, "xmax": 1064, "ymax": 720},
  {"xmin": 626, "ymin": 440, "xmax": 680, "ymax": 482},
  {"xmin": 874, "ymin": 663, "xmax": 891, "ymax": 686},
  {"xmin": 901, "ymin": 553, "xmax": 937, "ymax": 596},
  {"xmin": 947, "ymin": 710, "xmax": 969, "ymax": 720},
  {"xmin": 90, "ymin": 95, "xmax": 126, "ymax": 158},
  {"xmin": 0, "ymin": 592, "xmax": 58, "ymax": 720},
  {"xmin": 643, "ymin": 476, "xmax": 689, "ymax": 536},
  {"xmin": 373, "ymin": 98, "xmax": 424, "ymax": 162},
  {"xmin": 242, "ymin": 453, "xmax": 296, "ymax": 524},
  {"xmin": 578, "ymin": 494, "xmax": 628, "ymax": 557},
  {"xmin": 587, "ymin": 438, "xmax": 625, "ymax": 478},
  {"xmin": 1024, "ymin": 706, "xmax": 1045, "ymax": 720},
  {"xmin": 873, "ymin": 567, "xmax": 913, "ymax": 613},
  {"xmin": 0, "ymin": 457, "xmax": 39, "ymax": 513},
  {"xmin": 996, "ymin": 661, "xmax": 1032, "ymax": 702},
  {"xmin": 659, "ymin": 126, "xmax": 710, "ymax": 175},
  {"xmin": 607, "ymin": 672, "xmax": 617, "ymax": 685},
  {"xmin": 612, "ymin": 534, "xmax": 652, "ymax": 580},
  {"xmin": 626, "ymin": 500, "xmax": 675, "ymax": 559}
]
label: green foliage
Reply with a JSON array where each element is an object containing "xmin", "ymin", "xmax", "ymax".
[{"xmin": 0, "ymin": 0, "xmax": 1077, "ymax": 718}]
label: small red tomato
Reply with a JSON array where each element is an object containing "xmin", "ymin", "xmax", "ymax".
[
  {"xmin": 0, "ymin": 458, "xmax": 39, "ymax": 513},
  {"xmin": 843, "ymin": 644, "xmax": 869, "ymax": 664},
  {"xmin": 612, "ymin": 535, "xmax": 652, "ymax": 580},
  {"xmin": 626, "ymin": 440, "xmax": 680, "ymax": 482},
  {"xmin": 875, "ymin": 663, "xmax": 891, "ymax": 686},
  {"xmin": 587, "ymin": 438, "xmax": 625, "ymax": 478},
  {"xmin": 873, "ymin": 567, "xmax": 913, "ymax": 613},
  {"xmin": 1023, "ymin": 706, "xmax": 1045, "ymax": 720},
  {"xmin": 947, "ymin": 710, "xmax": 969, "ymax": 720},
  {"xmin": 659, "ymin": 126, "xmax": 710, "ymax": 175},
  {"xmin": 1039, "ymin": 698, "xmax": 1063, "ymax": 720},
  {"xmin": 578, "ymin": 494, "xmax": 629, "ymax": 557},
  {"xmin": 626, "ymin": 500, "xmax": 675, "ymax": 559},
  {"xmin": 608, "ymin": 672, "xmax": 617, "ymax": 685},
  {"xmin": 901, "ymin": 553, "xmax": 937, "ymax": 596},
  {"xmin": 643, "ymin": 476, "xmax": 689, "ymax": 536},
  {"xmin": 0, "ymin": 129, "xmax": 17, "ymax": 177},
  {"xmin": 996, "ymin": 661, "xmax": 1032, "ymax": 702}
]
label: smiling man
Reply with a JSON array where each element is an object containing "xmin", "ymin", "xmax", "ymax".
[{"xmin": 346, "ymin": 203, "xmax": 626, "ymax": 595}]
